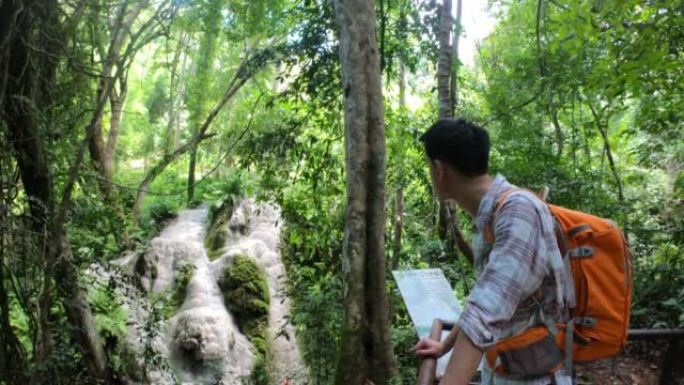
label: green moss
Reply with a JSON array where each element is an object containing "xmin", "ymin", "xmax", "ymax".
[
  {"xmin": 204, "ymin": 198, "xmax": 235, "ymax": 260},
  {"xmin": 249, "ymin": 354, "xmax": 271, "ymax": 385},
  {"xmin": 150, "ymin": 263, "xmax": 196, "ymax": 319},
  {"xmin": 205, "ymin": 216, "xmax": 228, "ymax": 260},
  {"xmin": 220, "ymin": 255, "xmax": 272, "ymax": 382},
  {"xmin": 170, "ymin": 263, "xmax": 195, "ymax": 310}
]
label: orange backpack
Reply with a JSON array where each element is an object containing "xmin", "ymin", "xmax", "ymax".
[{"xmin": 483, "ymin": 189, "xmax": 633, "ymax": 377}]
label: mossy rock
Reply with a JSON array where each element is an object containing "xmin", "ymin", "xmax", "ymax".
[
  {"xmin": 151, "ymin": 263, "xmax": 195, "ymax": 319},
  {"xmin": 205, "ymin": 219, "xmax": 227, "ymax": 260},
  {"xmin": 170, "ymin": 263, "xmax": 195, "ymax": 309},
  {"xmin": 249, "ymin": 353, "xmax": 272, "ymax": 385},
  {"xmin": 204, "ymin": 198, "xmax": 235, "ymax": 260},
  {"xmin": 221, "ymin": 256, "xmax": 270, "ymax": 316},
  {"xmin": 219, "ymin": 255, "xmax": 270, "ymax": 356}
]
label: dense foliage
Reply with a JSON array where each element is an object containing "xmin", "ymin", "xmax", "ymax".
[{"xmin": 0, "ymin": 0, "xmax": 681, "ymax": 384}]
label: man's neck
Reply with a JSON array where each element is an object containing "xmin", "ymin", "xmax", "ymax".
[{"xmin": 451, "ymin": 174, "xmax": 493, "ymax": 217}]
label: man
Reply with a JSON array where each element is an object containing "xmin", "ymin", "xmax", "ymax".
[{"xmin": 413, "ymin": 119, "xmax": 573, "ymax": 385}]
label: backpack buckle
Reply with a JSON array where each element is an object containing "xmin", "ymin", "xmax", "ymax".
[
  {"xmin": 577, "ymin": 317, "xmax": 597, "ymax": 328},
  {"xmin": 569, "ymin": 246, "xmax": 594, "ymax": 258}
]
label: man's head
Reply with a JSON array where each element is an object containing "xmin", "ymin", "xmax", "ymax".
[{"xmin": 420, "ymin": 118, "xmax": 490, "ymax": 201}]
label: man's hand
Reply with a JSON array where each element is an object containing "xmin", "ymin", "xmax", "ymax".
[{"xmin": 413, "ymin": 337, "xmax": 445, "ymax": 358}]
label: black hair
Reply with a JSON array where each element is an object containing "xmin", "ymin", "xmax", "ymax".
[{"xmin": 419, "ymin": 118, "xmax": 490, "ymax": 177}]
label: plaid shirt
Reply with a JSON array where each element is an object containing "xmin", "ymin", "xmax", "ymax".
[{"xmin": 457, "ymin": 175, "xmax": 573, "ymax": 385}]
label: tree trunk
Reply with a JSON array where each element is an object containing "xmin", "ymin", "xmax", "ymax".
[
  {"xmin": 399, "ymin": 63, "xmax": 407, "ymax": 108},
  {"xmin": 104, "ymin": 79, "xmax": 127, "ymax": 177},
  {"xmin": 0, "ymin": 141, "xmax": 27, "ymax": 385},
  {"xmin": 588, "ymin": 103, "xmax": 624, "ymax": 205},
  {"xmin": 449, "ymin": 0, "xmax": 462, "ymax": 112},
  {"xmin": 436, "ymin": 0, "xmax": 473, "ymax": 265},
  {"xmin": 187, "ymin": 147, "xmax": 198, "ymax": 204},
  {"xmin": 550, "ymin": 101, "xmax": 564, "ymax": 157},
  {"xmin": 2, "ymin": 0, "xmax": 55, "ymax": 367},
  {"xmin": 88, "ymin": 0, "xmax": 146, "ymax": 197},
  {"xmin": 391, "ymin": 187, "xmax": 404, "ymax": 271},
  {"xmin": 333, "ymin": 1, "xmax": 398, "ymax": 384},
  {"xmin": 437, "ymin": 0, "xmax": 454, "ymax": 119},
  {"xmin": 164, "ymin": 33, "xmax": 187, "ymax": 154}
]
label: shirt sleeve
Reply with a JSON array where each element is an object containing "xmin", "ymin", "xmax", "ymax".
[{"xmin": 457, "ymin": 193, "xmax": 550, "ymax": 348}]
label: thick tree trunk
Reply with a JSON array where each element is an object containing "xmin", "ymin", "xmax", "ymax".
[
  {"xmin": 334, "ymin": 1, "xmax": 398, "ymax": 384},
  {"xmin": 3, "ymin": 0, "xmax": 55, "ymax": 367},
  {"xmin": 105, "ymin": 81, "xmax": 127, "ymax": 177},
  {"xmin": 0, "ymin": 137, "xmax": 28, "ymax": 385}
]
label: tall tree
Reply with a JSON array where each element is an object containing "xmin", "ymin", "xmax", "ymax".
[
  {"xmin": 436, "ymin": 0, "xmax": 474, "ymax": 265},
  {"xmin": 450, "ymin": 0, "xmax": 462, "ymax": 112},
  {"xmin": 437, "ymin": 0, "xmax": 454, "ymax": 118},
  {"xmin": 87, "ymin": 0, "xmax": 166, "ymax": 198},
  {"xmin": 186, "ymin": 0, "xmax": 223, "ymax": 205},
  {"xmin": 333, "ymin": 0, "xmax": 398, "ymax": 384}
]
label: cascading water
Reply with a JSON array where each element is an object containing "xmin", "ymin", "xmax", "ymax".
[
  {"xmin": 212, "ymin": 199, "xmax": 307, "ymax": 384},
  {"xmin": 88, "ymin": 200, "xmax": 306, "ymax": 385},
  {"xmin": 159, "ymin": 207, "xmax": 255, "ymax": 384}
]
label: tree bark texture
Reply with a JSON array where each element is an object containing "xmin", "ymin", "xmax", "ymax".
[
  {"xmin": 437, "ymin": 0, "xmax": 454, "ymax": 119},
  {"xmin": 334, "ymin": 1, "xmax": 398, "ymax": 384},
  {"xmin": 449, "ymin": 0, "xmax": 462, "ymax": 113}
]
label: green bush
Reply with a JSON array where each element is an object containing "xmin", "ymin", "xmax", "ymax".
[{"xmin": 632, "ymin": 243, "xmax": 684, "ymax": 328}]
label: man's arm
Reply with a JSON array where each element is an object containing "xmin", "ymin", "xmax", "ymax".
[{"xmin": 439, "ymin": 330, "xmax": 482, "ymax": 385}]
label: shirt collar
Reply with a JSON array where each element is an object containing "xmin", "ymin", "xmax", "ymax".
[{"xmin": 474, "ymin": 174, "xmax": 513, "ymax": 232}]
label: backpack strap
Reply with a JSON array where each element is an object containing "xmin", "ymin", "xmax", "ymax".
[
  {"xmin": 483, "ymin": 188, "xmax": 524, "ymax": 244},
  {"xmin": 484, "ymin": 187, "xmax": 554, "ymax": 244}
]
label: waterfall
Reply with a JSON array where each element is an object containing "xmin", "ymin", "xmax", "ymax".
[
  {"xmin": 212, "ymin": 199, "xmax": 307, "ymax": 384},
  {"xmin": 89, "ymin": 200, "xmax": 306, "ymax": 384},
  {"xmin": 162, "ymin": 207, "xmax": 255, "ymax": 384}
]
